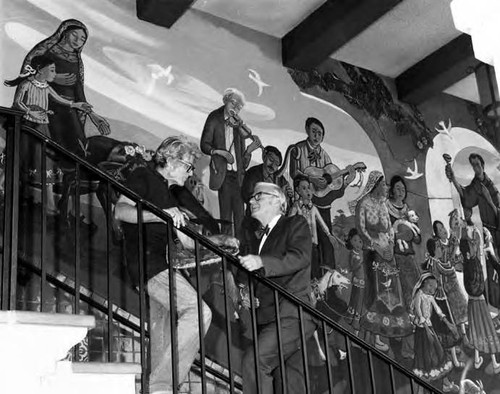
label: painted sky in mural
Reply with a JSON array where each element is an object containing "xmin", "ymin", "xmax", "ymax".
[{"xmin": 0, "ymin": 0, "xmax": 383, "ymax": 215}]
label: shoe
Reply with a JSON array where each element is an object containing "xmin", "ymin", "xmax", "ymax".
[
  {"xmin": 493, "ymin": 363, "xmax": 500, "ymax": 374},
  {"xmin": 474, "ymin": 356, "xmax": 484, "ymax": 369}
]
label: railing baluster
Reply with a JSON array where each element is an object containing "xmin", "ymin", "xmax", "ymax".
[
  {"xmin": 194, "ymin": 238, "xmax": 207, "ymax": 394},
  {"xmin": 166, "ymin": 221, "xmax": 179, "ymax": 393},
  {"xmin": 221, "ymin": 256, "xmax": 235, "ymax": 393},
  {"xmin": 321, "ymin": 321, "xmax": 333, "ymax": 394},
  {"xmin": 136, "ymin": 202, "xmax": 148, "ymax": 392},
  {"xmin": 40, "ymin": 139, "xmax": 47, "ymax": 311},
  {"xmin": 248, "ymin": 276, "xmax": 261, "ymax": 394},
  {"xmin": 389, "ymin": 363, "xmax": 396, "ymax": 394},
  {"xmin": 106, "ymin": 180, "xmax": 113, "ymax": 362},
  {"xmin": 2, "ymin": 114, "xmax": 21, "ymax": 310},
  {"xmin": 74, "ymin": 163, "xmax": 81, "ymax": 316},
  {"xmin": 345, "ymin": 336, "xmax": 356, "ymax": 393},
  {"xmin": 367, "ymin": 350, "xmax": 376, "ymax": 394},
  {"xmin": 298, "ymin": 306, "xmax": 310, "ymax": 394},
  {"xmin": 273, "ymin": 289, "xmax": 287, "ymax": 394}
]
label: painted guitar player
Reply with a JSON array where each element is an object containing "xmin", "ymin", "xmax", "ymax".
[{"xmin": 288, "ymin": 117, "xmax": 366, "ymax": 279}]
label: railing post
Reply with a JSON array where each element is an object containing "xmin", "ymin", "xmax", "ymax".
[
  {"xmin": 166, "ymin": 220, "xmax": 179, "ymax": 393},
  {"xmin": 221, "ymin": 256, "xmax": 235, "ymax": 393},
  {"xmin": 136, "ymin": 202, "xmax": 148, "ymax": 392},
  {"xmin": 194, "ymin": 239, "xmax": 207, "ymax": 394},
  {"xmin": 2, "ymin": 114, "xmax": 21, "ymax": 310}
]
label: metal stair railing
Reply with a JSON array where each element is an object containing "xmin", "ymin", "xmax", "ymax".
[{"xmin": 0, "ymin": 107, "xmax": 443, "ymax": 394}]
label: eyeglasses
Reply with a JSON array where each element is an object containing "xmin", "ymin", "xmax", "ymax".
[
  {"xmin": 229, "ymin": 99, "xmax": 244, "ymax": 110},
  {"xmin": 177, "ymin": 158, "xmax": 195, "ymax": 173},
  {"xmin": 250, "ymin": 191, "xmax": 279, "ymax": 201}
]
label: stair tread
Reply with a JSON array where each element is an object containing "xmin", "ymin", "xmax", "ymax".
[
  {"xmin": 0, "ymin": 311, "xmax": 95, "ymax": 329},
  {"xmin": 59, "ymin": 361, "xmax": 141, "ymax": 375}
]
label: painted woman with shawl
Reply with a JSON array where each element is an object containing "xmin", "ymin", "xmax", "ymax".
[
  {"xmin": 351, "ymin": 170, "xmax": 412, "ymax": 352},
  {"xmin": 20, "ymin": 19, "xmax": 110, "ymax": 159}
]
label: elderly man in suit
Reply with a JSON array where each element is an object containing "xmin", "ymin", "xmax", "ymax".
[
  {"xmin": 200, "ymin": 88, "xmax": 261, "ymax": 237},
  {"xmin": 238, "ymin": 182, "xmax": 316, "ymax": 394}
]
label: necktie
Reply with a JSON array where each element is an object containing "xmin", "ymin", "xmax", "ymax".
[{"xmin": 255, "ymin": 225, "xmax": 270, "ymax": 239}]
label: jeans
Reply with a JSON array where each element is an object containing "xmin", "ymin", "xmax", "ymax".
[{"xmin": 147, "ymin": 269, "xmax": 212, "ymax": 394}]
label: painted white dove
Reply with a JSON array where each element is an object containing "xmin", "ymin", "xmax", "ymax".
[
  {"xmin": 148, "ymin": 64, "xmax": 174, "ymax": 85},
  {"xmin": 435, "ymin": 119, "xmax": 452, "ymax": 139},
  {"xmin": 248, "ymin": 68, "xmax": 270, "ymax": 97},
  {"xmin": 405, "ymin": 159, "xmax": 423, "ymax": 180}
]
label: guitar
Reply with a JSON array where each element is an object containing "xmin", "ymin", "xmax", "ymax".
[{"xmin": 305, "ymin": 162, "xmax": 366, "ymax": 206}]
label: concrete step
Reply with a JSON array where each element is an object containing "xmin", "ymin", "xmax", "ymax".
[{"xmin": 41, "ymin": 361, "xmax": 141, "ymax": 394}]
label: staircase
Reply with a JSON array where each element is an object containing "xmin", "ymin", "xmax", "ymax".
[{"xmin": 0, "ymin": 106, "xmax": 444, "ymax": 393}]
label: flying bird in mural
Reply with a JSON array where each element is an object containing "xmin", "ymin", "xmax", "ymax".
[
  {"xmin": 248, "ymin": 68, "xmax": 270, "ymax": 97},
  {"xmin": 435, "ymin": 119, "xmax": 452, "ymax": 139},
  {"xmin": 148, "ymin": 64, "xmax": 174, "ymax": 85},
  {"xmin": 405, "ymin": 159, "xmax": 423, "ymax": 180}
]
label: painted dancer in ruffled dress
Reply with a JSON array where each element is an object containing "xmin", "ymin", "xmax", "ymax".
[
  {"xmin": 432, "ymin": 219, "xmax": 468, "ymax": 339},
  {"xmin": 422, "ymin": 238, "xmax": 463, "ymax": 369},
  {"xmin": 410, "ymin": 273, "xmax": 458, "ymax": 392},
  {"xmin": 460, "ymin": 207, "xmax": 500, "ymax": 373},
  {"xmin": 352, "ymin": 170, "xmax": 413, "ymax": 352}
]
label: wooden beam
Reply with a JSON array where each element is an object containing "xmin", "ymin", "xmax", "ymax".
[
  {"xmin": 396, "ymin": 34, "xmax": 481, "ymax": 104},
  {"xmin": 136, "ymin": 0, "xmax": 194, "ymax": 29},
  {"xmin": 282, "ymin": 0, "xmax": 403, "ymax": 70}
]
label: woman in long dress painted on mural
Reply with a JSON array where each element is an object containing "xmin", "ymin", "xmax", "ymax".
[
  {"xmin": 386, "ymin": 175, "xmax": 421, "ymax": 312},
  {"xmin": 460, "ymin": 208, "xmax": 500, "ymax": 373},
  {"xmin": 352, "ymin": 170, "xmax": 413, "ymax": 352},
  {"xmin": 20, "ymin": 19, "xmax": 110, "ymax": 159}
]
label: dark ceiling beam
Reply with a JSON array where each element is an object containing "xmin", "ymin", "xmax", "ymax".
[
  {"xmin": 396, "ymin": 34, "xmax": 481, "ymax": 104},
  {"xmin": 282, "ymin": 0, "xmax": 403, "ymax": 70},
  {"xmin": 136, "ymin": 0, "xmax": 194, "ymax": 29}
]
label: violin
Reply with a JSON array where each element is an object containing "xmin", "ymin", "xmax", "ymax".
[{"xmin": 228, "ymin": 109, "xmax": 263, "ymax": 151}]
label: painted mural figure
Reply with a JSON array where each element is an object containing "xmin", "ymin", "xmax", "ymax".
[
  {"xmin": 353, "ymin": 170, "xmax": 412, "ymax": 351},
  {"xmin": 410, "ymin": 272, "xmax": 457, "ymax": 391},
  {"xmin": 4, "ymin": 55, "xmax": 90, "ymax": 209},
  {"xmin": 289, "ymin": 174, "xmax": 333, "ymax": 279},
  {"xmin": 484, "ymin": 227, "xmax": 500, "ymax": 309},
  {"xmin": 445, "ymin": 152, "xmax": 500, "ymax": 252},
  {"xmin": 422, "ymin": 238, "xmax": 463, "ymax": 369},
  {"xmin": 431, "ymin": 219, "xmax": 468, "ymax": 339},
  {"xmin": 386, "ymin": 175, "xmax": 421, "ymax": 314},
  {"xmin": 460, "ymin": 208, "xmax": 500, "ymax": 373},
  {"xmin": 20, "ymin": 19, "xmax": 110, "ymax": 158},
  {"xmin": 200, "ymin": 88, "xmax": 261, "ymax": 237}
]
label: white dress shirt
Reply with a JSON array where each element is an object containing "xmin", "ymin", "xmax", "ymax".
[
  {"xmin": 258, "ymin": 214, "xmax": 282, "ymax": 253},
  {"xmin": 224, "ymin": 113, "xmax": 237, "ymax": 172}
]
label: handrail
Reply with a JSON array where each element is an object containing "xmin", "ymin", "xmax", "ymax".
[{"xmin": 1, "ymin": 106, "xmax": 443, "ymax": 393}]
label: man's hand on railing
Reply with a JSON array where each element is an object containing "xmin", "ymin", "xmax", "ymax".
[
  {"xmin": 238, "ymin": 254, "xmax": 263, "ymax": 271},
  {"xmin": 164, "ymin": 207, "xmax": 188, "ymax": 228}
]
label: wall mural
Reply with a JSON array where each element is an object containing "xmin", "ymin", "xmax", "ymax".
[{"xmin": 2, "ymin": 0, "xmax": 500, "ymax": 392}]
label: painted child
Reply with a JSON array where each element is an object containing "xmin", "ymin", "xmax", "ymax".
[
  {"xmin": 4, "ymin": 55, "xmax": 90, "ymax": 210},
  {"xmin": 289, "ymin": 174, "xmax": 333, "ymax": 278},
  {"xmin": 410, "ymin": 273, "xmax": 457, "ymax": 391},
  {"xmin": 344, "ymin": 228, "xmax": 366, "ymax": 333}
]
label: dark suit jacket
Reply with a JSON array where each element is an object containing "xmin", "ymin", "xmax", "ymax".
[
  {"xmin": 200, "ymin": 106, "xmax": 250, "ymax": 191},
  {"xmin": 250, "ymin": 215, "xmax": 313, "ymax": 325}
]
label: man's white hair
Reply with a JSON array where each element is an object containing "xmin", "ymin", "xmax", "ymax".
[
  {"xmin": 255, "ymin": 182, "xmax": 287, "ymax": 214},
  {"xmin": 222, "ymin": 88, "xmax": 246, "ymax": 106}
]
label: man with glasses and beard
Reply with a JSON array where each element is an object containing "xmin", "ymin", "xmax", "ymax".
[
  {"xmin": 115, "ymin": 136, "xmax": 213, "ymax": 394},
  {"xmin": 238, "ymin": 182, "xmax": 316, "ymax": 394}
]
